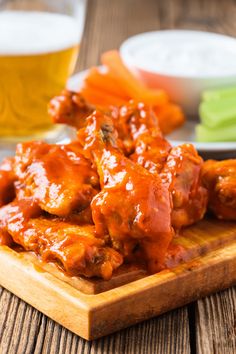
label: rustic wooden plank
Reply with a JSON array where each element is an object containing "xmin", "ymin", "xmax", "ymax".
[
  {"xmin": 0, "ymin": 232, "xmax": 235, "ymax": 340},
  {"xmin": 77, "ymin": 0, "xmax": 162, "ymax": 71},
  {"xmin": 0, "ymin": 289, "xmax": 190, "ymax": 354},
  {"xmin": 32, "ymin": 308, "xmax": 190, "ymax": 354},
  {"xmin": 0, "ymin": 289, "xmax": 42, "ymax": 354},
  {"xmin": 86, "ymin": 308, "xmax": 190, "ymax": 354},
  {"xmin": 196, "ymin": 287, "xmax": 236, "ymax": 354}
]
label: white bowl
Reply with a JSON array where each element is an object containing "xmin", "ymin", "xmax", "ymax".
[
  {"xmin": 68, "ymin": 70, "xmax": 236, "ymax": 159},
  {"xmin": 120, "ymin": 30, "xmax": 236, "ymax": 116}
]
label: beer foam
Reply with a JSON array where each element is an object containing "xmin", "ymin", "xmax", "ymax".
[{"xmin": 0, "ymin": 11, "xmax": 81, "ymax": 55}]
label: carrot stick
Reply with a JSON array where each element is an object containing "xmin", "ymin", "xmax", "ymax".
[
  {"xmin": 101, "ymin": 50, "xmax": 168, "ymax": 106},
  {"xmin": 85, "ymin": 67, "xmax": 129, "ymax": 100},
  {"xmin": 81, "ymin": 85, "xmax": 127, "ymax": 108}
]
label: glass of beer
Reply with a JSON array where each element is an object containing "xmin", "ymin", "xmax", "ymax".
[{"xmin": 0, "ymin": 0, "xmax": 87, "ymax": 142}]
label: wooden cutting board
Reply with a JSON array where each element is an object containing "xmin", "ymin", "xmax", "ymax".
[{"xmin": 0, "ymin": 218, "xmax": 236, "ymax": 340}]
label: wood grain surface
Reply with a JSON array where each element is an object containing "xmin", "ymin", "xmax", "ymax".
[
  {"xmin": 0, "ymin": 220, "xmax": 235, "ymax": 340},
  {"xmin": 1, "ymin": 0, "xmax": 236, "ymax": 353}
]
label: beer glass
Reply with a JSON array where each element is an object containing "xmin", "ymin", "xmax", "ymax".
[{"xmin": 0, "ymin": 0, "xmax": 87, "ymax": 142}]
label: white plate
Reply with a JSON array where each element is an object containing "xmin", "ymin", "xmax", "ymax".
[
  {"xmin": 67, "ymin": 70, "xmax": 88, "ymax": 91},
  {"xmin": 68, "ymin": 71, "xmax": 236, "ymax": 159},
  {"xmin": 167, "ymin": 121, "xmax": 236, "ymax": 152}
]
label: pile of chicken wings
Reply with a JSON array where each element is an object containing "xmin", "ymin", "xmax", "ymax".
[{"xmin": 0, "ymin": 91, "xmax": 235, "ymax": 280}]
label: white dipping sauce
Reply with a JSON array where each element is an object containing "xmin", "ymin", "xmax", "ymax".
[{"xmin": 120, "ymin": 31, "xmax": 236, "ymax": 77}]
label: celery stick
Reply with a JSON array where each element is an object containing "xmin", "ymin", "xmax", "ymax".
[
  {"xmin": 199, "ymin": 96, "xmax": 236, "ymax": 128},
  {"xmin": 203, "ymin": 86, "xmax": 236, "ymax": 102},
  {"xmin": 196, "ymin": 123, "xmax": 236, "ymax": 142}
]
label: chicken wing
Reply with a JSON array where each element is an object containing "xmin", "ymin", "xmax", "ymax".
[
  {"xmin": 201, "ymin": 159, "xmax": 236, "ymax": 220},
  {"xmin": 0, "ymin": 199, "xmax": 123, "ymax": 279},
  {"xmin": 0, "ymin": 157, "xmax": 16, "ymax": 207},
  {"xmin": 78, "ymin": 111, "xmax": 173, "ymax": 272},
  {"xmin": 161, "ymin": 144, "xmax": 208, "ymax": 229},
  {"xmin": 114, "ymin": 103, "xmax": 207, "ymax": 228},
  {"xmin": 48, "ymin": 92, "xmax": 171, "ymax": 169},
  {"xmin": 48, "ymin": 90, "xmax": 94, "ymax": 128},
  {"xmin": 0, "ymin": 198, "xmax": 41, "ymax": 247},
  {"xmin": 14, "ymin": 141, "xmax": 99, "ymax": 217},
  {"xmin": 116, "ymin": 101, "xmax": 171, "ymax": 173}
]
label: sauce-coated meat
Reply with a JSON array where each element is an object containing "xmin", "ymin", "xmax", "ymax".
[
  {"xmin": 48, "ymin": 91, "xmax": 171, "ymax": 163},
  {"xmin": 14, "ymin": 141, "xmax": 99, "ymax": 217},
  {"xmin": 161, "ymin": 144, "xmax": 208, "ymax": 229},
  {"xmin": 0, "ymin": 158, "xmax": 16, "ymax": 207},
  {"xmin": 78, "ymin": 111, "xmax": 173, "ymax": 272},
  {"xmin": 119, "ymin": 102, "xmax": 171, "ymax": 173},
  {"xmin": 1, "ymin": 90, "xmax": 234, "ymax": 280},
  {"xmin": 201, "ymin": 159, "xmax": 236, "ymax": 220},
  {"xmin": 0, "ymin": 199, "xmax": 123, "ymax": 279},
  {"xmin": 48, "ymin": 90, "xmax": 94, "ymax": 129}
]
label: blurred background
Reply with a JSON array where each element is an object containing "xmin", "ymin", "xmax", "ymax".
[
  {"xmin": 77, "ymin": 0, "xmax": 236, "ymax": 70},
  {"xmin": 0, "ymin": 0, "xmax": 236, "ymax": 156}
]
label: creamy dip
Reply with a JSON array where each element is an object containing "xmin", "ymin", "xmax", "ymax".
[{"xmin": 120, "ymin": 31, "xmax": 236, "ymax": 77}]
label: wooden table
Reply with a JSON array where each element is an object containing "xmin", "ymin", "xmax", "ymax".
[{"xmin": 0, "ymin": 0, "xmax": 236, "ymax": 353}]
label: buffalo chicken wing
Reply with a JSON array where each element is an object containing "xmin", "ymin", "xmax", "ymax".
[
  {"xmin": 49, "ymin": 90, "xmax": 94, "ymax": 129},
  {"xmin": 14, "ymin": 141, "xmax": 99, "ymax": 217},
  {"xmin": 78, "ymin": 111, "xmax": 173, "ymax": 272},
  {"xmin": 113, "ymin": 101, "xmax": 171, "ymax": 172},
  {"xmin": 161, "ymin": 144, "xmax": 208, "ymax": 229},
  {"xmin": 0, "ymin": 158, "xmax": 16, "ymax": 207},
  {"xmin": 0, "ymin": 199, "xmax": 123, "ymax": 279},
  {"xmin": 201, "ymin": 159, "xmax": 236, "ymax": 220}
]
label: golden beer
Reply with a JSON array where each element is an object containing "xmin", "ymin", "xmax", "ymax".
[{"xmin": 0, "ymin": 11, "xmax": 80, "ymax": 138}]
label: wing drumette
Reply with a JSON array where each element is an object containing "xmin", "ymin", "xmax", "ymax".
[
  {"xmin": 0, "ymin": 197, "xmax": 41, "ymax": 247},
  {"xmin": 201, "ymin": 159, "xmax": 236, "ymax": 220},
  {"xmin": 115, "ymin": 103, "xmax": 207, "ymax": 229},
  {"xmin": 161, "ymin": 144, "xmax": 208, "ymax": 229},
  {"xmin": 14, "ymin": 141, "xmax": 99, "ymax": 217},
  {"xmin": 114, "ymin": 101, "xmax": 171, "ymax": 172},
  {"xmin": 48, "ymin": 90, "xmax": 94, "ymax": 129},
  {"xmin": 78, "ymin": 111, "xmax": 173, "ymax": 272}
]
